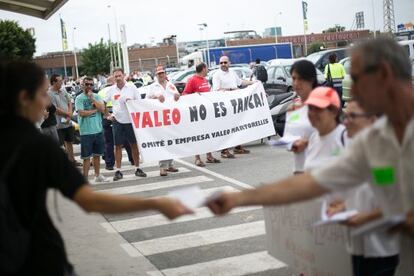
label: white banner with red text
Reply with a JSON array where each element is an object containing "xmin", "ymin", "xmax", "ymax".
[{"xmin": 126, "ymin": 82, "xmax": 275, "ymax": 162}]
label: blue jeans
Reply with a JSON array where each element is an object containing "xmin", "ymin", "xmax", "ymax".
[{"xmin": 102, "ymin": 118, "xmax": 133, "ymax": 167}]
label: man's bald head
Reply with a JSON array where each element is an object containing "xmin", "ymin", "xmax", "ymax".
[{"xmin": 219, "ymin": 56, "xmax": 230, "ymax": 71}]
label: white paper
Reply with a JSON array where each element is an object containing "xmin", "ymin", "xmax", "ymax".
[
  {"xmin": 314, "ymin": 201, "xmax": 358, "ymax": 226},
  {"xmin": 267, "ymin": 135, "xmax": 301, "ymax": 148},
  {"xmin": 168, "ymin": 186, "xmax": 225, "ymax": 210},
  {"xmin": 350, "ymin": 214, "xmax": 405, "ymax": 237}
]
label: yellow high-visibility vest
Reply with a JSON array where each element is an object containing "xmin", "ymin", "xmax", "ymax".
[{"xmin": 324, "ymin": 63, "xmax": 346, "ymax": 80}]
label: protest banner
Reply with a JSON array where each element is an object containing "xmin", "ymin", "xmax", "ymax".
[{"xmin": 126, "ymin": 82, "xmax": 275, "ymax": 162}]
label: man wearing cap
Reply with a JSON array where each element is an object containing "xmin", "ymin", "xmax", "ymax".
[
  {"xmin": 147, "ymin": 65, "xmax": 180, "ymax": 176},
  {"xmin": 183, "ymin": 62, "xmax": 221, "ymax": 167},
  {"xmin": 208, "ymin": 38, "xmax": 414, "ymax": 274},
  {"xmin": 212, "ymin": 56, "xmax": 256, "ymax": 158},
  {"xmin": 104, "ymin": 68, "xmax": 147, "ymax": 181}
]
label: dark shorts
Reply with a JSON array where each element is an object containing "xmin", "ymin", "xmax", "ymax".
[
  {"xmin": 80, "ymin": 132, "xmax": 105, "ymax": 159},
  {"xmin": 113, "ymin": 121, "xmax": 137, "ymax": 145},
  {"xmin": 58, "ymin": 126, "xmax": 75, "ymax": 145}
]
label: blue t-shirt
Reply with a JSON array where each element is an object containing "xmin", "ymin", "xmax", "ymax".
[{"xmin": 75, "ymin": 93, "xmax": 103, "ymax": 135}]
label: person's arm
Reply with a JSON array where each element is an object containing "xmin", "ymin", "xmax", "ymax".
[
  {"xmin": 241, "ymin": 79, "xmax": 255, "ymax": 86},
  {"xmin": 55, "ymin": 107, "xmax": 70, "ymax": 117},
  {"xmin": 324, "ymin": 64, "xmax": 328, "ymax": 79},
  {"xmin": 73, "ymin": 185, "xmax": 191, "ymax": 219},
  {"xmin": 90, "ymin": 94, "xmax": 105, "ymax": 113},
  {"xmin": 208, "ymin": 173, "xmax": 329, "ymax": 215},
  {"xmin": 78, "ymin": 109, "xmax": 97, "ymax": 117}
]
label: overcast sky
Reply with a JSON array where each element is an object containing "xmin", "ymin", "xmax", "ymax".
[{"xmin": 0, "ymin": 0, "xmax": 413, "ymax": 56}]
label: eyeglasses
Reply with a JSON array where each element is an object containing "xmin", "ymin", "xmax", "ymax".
[
  {"xmin": 220, "ymin": 61, "xmax": 228, "ymax": 65},
  {"xmin": 340, "ymin": 112, "xmax": 369, "ymax": 122},
  {"xmin": 84, "ymin": 83, "xmax": 94, "ymax": 87}
]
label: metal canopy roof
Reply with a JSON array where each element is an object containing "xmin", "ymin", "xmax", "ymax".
[{"xmin": 0, "ymin": 0, "xmax": 68, "ymax": 20}]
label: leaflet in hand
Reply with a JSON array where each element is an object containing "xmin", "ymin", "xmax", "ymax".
[
  {"xmin": 267, "ymin": 135, "xmax": 301, "ymax": 148},
  {"xmin": 168, "ymin": 186, "xmax": 224, "ymax": 210},
  {"xmin": 314, "ymin": 200, "xmax": 358, "ymax": 226},
  {"xmin": 350, "ymin": 214, "xmax": 405, "ymax": 237}
]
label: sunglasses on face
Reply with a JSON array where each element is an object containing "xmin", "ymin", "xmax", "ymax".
[
  {"xmin": 220, "ymin": 61, "xmax": 228, "ymax": 65},
  {"xmin": 84, "ymin": 83, "xmax": 94, "ymax": 87}
]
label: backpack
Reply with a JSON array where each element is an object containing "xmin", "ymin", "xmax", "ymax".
[
  {"xmin": 0, "ymin": 146, "xmax": 31, "ymax": 274},
  {"xmin": 255, "ymin": 65, "xmax": 268, "ymax": 83}
]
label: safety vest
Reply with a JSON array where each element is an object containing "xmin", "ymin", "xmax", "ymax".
[{"xmin": 98, "ymin": 86, "xmax": 112, "ymax": 108}]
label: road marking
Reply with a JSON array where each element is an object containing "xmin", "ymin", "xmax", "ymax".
[
  {"xmin": 89, "ymin": 167, "xmax": 191, "ymax": 185},
  {"xmin": 174, "ymin": 159, "xmax": 254, "ymax": 190},
  {"xmin": 132, "ymin": 221, "xmax": 265, "ymax": 256},
  {"xmin": 99, "ymin": 176, "xmax": 213, "ymax": 195},
  {"xmin": 100, "ymin": 187, "xmax": 262, "ymax": 233},
  {"xmin": 158, "ymin": 251, "xmax": 286, "ymax": 276},
  {"xmin": 120, "ymin": 243, "xmax": 142, "ymax": 258}
]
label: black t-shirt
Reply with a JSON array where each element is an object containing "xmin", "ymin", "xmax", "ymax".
[
  {"xmin": 1, "ymin": 116, "xmax": 86, "ymax": 276},
  {"xmin": 40, "ymin": 104, "xmax": 57, "ymax": 128}
]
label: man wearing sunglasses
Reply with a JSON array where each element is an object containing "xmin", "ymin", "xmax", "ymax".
[
  {"xmin": 212, "ymin": 56, "xmax": 256, "ymax": 158},
  {"xmin": 75, "ymin": 77, "xmax": 108, "ymax": 182}
]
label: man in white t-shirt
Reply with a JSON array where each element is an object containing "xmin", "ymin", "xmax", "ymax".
[
  {"xmin": 208, "ymin": 38, "xmax": 414, "ymax": 274},
  {"xmin": 212, "ymin": 56, "xmax": 255, "ymax": 158},
  {"xmin": 104, "ymin": 68, "xmax": 147, "ymax": 181},
  {"xmin": 147, "ymin": 65, "xmax": 180, "ymax": 176}
]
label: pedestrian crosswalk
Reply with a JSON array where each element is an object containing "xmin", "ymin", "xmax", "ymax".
[{"xmin": 89, "ymin": 152, "xmax": 288, "ymax": 276}]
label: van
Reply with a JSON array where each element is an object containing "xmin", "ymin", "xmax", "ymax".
[
  {"xmin": 306, "ymin": 48, "xmax": 348, "ymax": 72},
  {"xmin": 398, "ymin": 40, "xmax": 414, "ymax": 60}
]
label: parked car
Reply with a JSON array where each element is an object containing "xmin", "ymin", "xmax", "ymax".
[
  {"xmin": 265, "ymin": 59, "xmax": 326, "ymax": 94},
  {"xmin": 170, "ymin": 69, "xmax": 196, "ymax": 93},
  {"xmin": 306, "ymin": 48, "xmax": 348, "ymax": 72},
  {"xmin": 340, "ymin": 57, "xmax": 352, "ymax": 102},
  {"xmin": 207, "ymin": 67, "xmax": 253, "ymax": 88}
]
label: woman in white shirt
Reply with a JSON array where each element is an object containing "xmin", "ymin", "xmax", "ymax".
[{"xmin": 283, "ymin": 60, "xmax": 318, "ymax": 174}]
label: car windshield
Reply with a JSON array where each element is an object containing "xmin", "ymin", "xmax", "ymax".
[
  {"xmin": 169, "ymin": 71, "xmax": 186, "ymax": 82},
  {"xmin": 283, "ymin": 66, "xmax": 292, "ymax": 77},
  {"xmin": 306, "ymin": 52, "xmax": 323, "ymax": 64}
]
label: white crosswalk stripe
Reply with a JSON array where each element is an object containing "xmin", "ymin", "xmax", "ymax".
[
  {"xmin": 100, "ymin": 176, "xmax": 214, "ymax": 195},
  {"xmin": 131, "ymin": 220, "xmax": 265, "ymax": 256},
  {"xmin": 156, "ymin": 251, "xmax": 286, "ymax": 276},
  {"xmin": 100, "ymin": 187, "xmax": 262, "ymax": 233},
  {"xmin": 89, "ymin": 167, "xmax": 191, "ymax": 185}
]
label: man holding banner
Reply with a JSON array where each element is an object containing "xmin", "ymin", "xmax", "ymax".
[
  {"xmin": 146, "ymin": 65, "xmax": 181, "ymax": 176},
  {"xmin": 183, "ymin": 62, "xmax": 221, "ymax": 167},
  {"xmin": 212, "ymin": 56, "xmax": 256, "ymax": 158}
]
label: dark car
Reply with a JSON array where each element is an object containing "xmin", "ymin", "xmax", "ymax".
[
  {"xmin": 306, "ymin": 48, "xmax": 348, "ymax": 72},
  {"xmin": 170, "ymin": 69, "xmax": 196, "ymax": 93}
]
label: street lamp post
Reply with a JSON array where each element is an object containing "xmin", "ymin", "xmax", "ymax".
[
  {"xmin": 274, "ymin": 12, "xmax": 282, "ymax": 44},
  {"xmin": 198, "ymin": 23, "xmax": 210, "ymax": 67},
  {"xmin": 108, "ymin": 5, "xmax": 122, "ymax": 68},
  {"xmin": 107, "ymin": 23, "xmax": 115, "ymax": 72},
  {"xmin": 171, "ymin": 35, "xmax": 179, "ymax": 68},
  {"xmin": 72, "ymin": 27, "xmax": 79, "ymax": 79}
]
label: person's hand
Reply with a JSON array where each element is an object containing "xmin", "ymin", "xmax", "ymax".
[
  {"xmin": 174, "ymin": 93, "xmax": 180, "ymax": 101},
  {"xmin": 207, "ymin": 192, "xmax": 241, "ymax": 216},
  {"xmin": 43, "ymin": 110, "xmax": 49, "ymax": 119},
  {"xmin": 327, "ymin": 199, "xmax": 346, "ymax": 217},
  {"xmin": 107, "ymin": 114, "xmax": 116, "ymax": 122},
  {"xmin": 396, "ymin": 211, "xmax": 414, "ymax": 237},
  {"xmin": 87, "ymin": 91, "xmax": 94, "ymax": 100},
  {"xmin": 342, "ymin": 213, "xmax": 374, "ymax": 227},
  {"xmin": 158, "ymin": 95, "xmax": 165, "ymax": 103},
  {"xmin": 291, "ymin": 139, "xmax": 308, "ymax": 153},
  {"xmin": 155, "ymin": 197, "xmax": 193, "ymax": 220}
]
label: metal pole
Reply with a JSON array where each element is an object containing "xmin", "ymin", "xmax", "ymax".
[
  {"xmin": 372, "ymin": 0, "xmax": 377, "ymax": 38},
  {"xmin": 120, "ymin": 24, "xmax": 130, "ymax": 75},
  {"xmin": 107, "ymin": 23, "xmax": 115, "ymax": 71},
  {"xmin": 72, "ymin": 27, "xmax": 79, "ymax": 80},
  {"xmin": 175, "ymin": 36, "xmax": 180, "ymax": 68},
  {"xmin": 274, "ymin": 12, "xmax": 282, "ymax": 44},
  {"xmin": 59, "ymin": 14, "xmax": 67, "ymax": 79},
  {"xmin": 205, "ymin": 25, "xmax": 210, "ymax": 67},
  {"xmin": 113, "ymin": 6, "xmax": 122, "ymax": 68}
]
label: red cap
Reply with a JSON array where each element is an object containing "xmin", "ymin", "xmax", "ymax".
[
  {"xmin": 305, "ymin": 87, "xmax": 340, "ymax": 109},
  {"xmin": 155, "ymin": 65, "xmax": 165, "ymax": 74}
]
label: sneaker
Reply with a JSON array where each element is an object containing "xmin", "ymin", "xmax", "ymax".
[
  {"xmin": 113, "ymin": 170, "xmax": 123, "ymax": 181},
  {"xmin": 94, "ymin": 175, "xmax": 109, "ymax": 183},
  {"xmin": 105, "ymin": 166, "xmax": 114, "ymax": 171},
  {"xmin": 135, "ymin": 168, "xmax": 147, "ymax": 177}
]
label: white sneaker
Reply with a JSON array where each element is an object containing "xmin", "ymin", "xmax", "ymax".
[{"xmin": 94, "ymin": 175, "xmax": 109, "ymax": 183}]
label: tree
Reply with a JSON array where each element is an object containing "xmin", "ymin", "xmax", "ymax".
[
  {"xmin": 80, "ymin": 39, "xmax": 111, "ymax": 76},
  {"xmin": 0, "ymin": 20, "xmax": 36, "ymax": 60},
  {"xmin": 322, "ymin": 25, "xmax": 346, "ymax": 33},
  {"xmin": 307, "ymin": 42, "xmax": 327, "ymax": 55}
]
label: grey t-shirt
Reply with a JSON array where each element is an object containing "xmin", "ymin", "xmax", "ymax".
[{"xmin": 48, "ymin": 87, "xmax": 72, "ymax": 129}]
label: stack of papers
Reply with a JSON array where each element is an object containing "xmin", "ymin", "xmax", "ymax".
[
  {"xmin": 168, "ymin": 186, "xmax": 223, "ymax": 210},
  {"xmin": 350, "ymin": 214, "xmax": 405, "ymax": 237}
]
